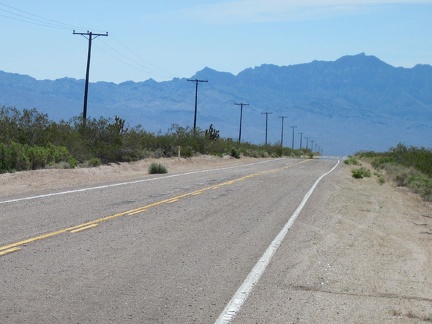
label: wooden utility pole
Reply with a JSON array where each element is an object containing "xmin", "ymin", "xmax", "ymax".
[
  {"xmin": 235, "ymin": 103, "xmax": 249, "ymax": 144},
  {"xmin": 290, "ymin": 126, "xmax": 298, "ymax": 150},
  {"xmin": 187, "ymin": 79, "xmax": 208, "ymax": 132},
  {"xmin": 73, "ymin": 30, "xmax": 108, "ymax": 124},
  {"xmin": 279, "ymin": 116, "xmax": 288, "ymax": 147},
  {"xmin": 261, "ymin": 112, "xmax": 272, "ymax": 145}
]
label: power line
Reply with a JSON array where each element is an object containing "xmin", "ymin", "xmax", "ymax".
[
  {"xmin": 110, "ymin": 35, "xmax": 173, "ymax": 79},
  {"xmin": 0, "ymin": 2, "xmax": 96, "ymax": 31},
  {"xmin": 0, "ymin": 2, "xmax": 174, "ymax": 81},
  {"xmin": 96, "ymin": 37, "xmax": 173, "ymax": 80},
  {"xmin": 0, "ymin": 11, "xmax": 70, "ymax": 29}
]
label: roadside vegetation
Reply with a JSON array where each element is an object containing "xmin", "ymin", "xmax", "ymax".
[
  {"xmin": 347, "ymin": 144, "xmax": 432, "ymax": 201},
  {"xmin": 0, "ymin": 106, "xmax": 315, "ymax": 174},
  {"xmin": 148, "ymin": 162, "xmax": 168, "ymax": 174}
]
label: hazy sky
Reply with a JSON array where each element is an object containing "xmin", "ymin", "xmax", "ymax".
[{"xmin": 1, "ymin": 1, "xmax": 431, "ymax": 83}]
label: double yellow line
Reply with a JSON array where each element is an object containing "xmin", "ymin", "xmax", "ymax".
[{"xmin": 0, "ymin": 159, "xmax": 309, "ymax": 257}]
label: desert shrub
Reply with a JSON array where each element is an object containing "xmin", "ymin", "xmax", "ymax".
[
  {"xmin": 0, "ymin": 141, "xmax": 74, "ymax": 173},
  {"xmin": 351, "ymin": 167, "xmax": 371, "ymax": 179},
  {"xmin": 68, "ymin": 157, "xmax": 78, "ymax": 169},
  {"xmin": 46, "ymin": 143, "xmax": 71, "ymax": 163},
  {"xmin": 180, "ymin": 146, "xmax": 193, "ymax": 158},
  {"xmin": 230, "ymin": 147, "xmax": 240, "ymax": 159},
  {"xmin": 5, "ymin": 142, "xmax": 31, "ymax": 171},
  {"xmin": 149, "ymin": 162, "xmax": 167, "ymax": 174},
  {"xmin": 0, "ymin": 106, "xmax": 310, "ymax": 174},
  {"xmin": 87, "ymin": 158, "xmax": 102, "ymax": 167},
  {"xmin": 27, "ymin": 145, "xmax": 49, "ymax": 169},
  {"xmin": 344, "ymin": 156, "xmax": 360, "ymax": 165}
]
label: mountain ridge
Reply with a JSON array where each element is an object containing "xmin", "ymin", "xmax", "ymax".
[{"xmin": 1, "ymin": 53, "xmax": 431, "ymax": 155}]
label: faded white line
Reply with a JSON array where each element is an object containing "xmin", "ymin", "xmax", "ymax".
[
  {"xmin": 0, "ymin": 159, "xmax": 283, "ymax": 205},
  {"xmin": 215, "ymin": 160, "xmax": 340, "ymax": 324}
]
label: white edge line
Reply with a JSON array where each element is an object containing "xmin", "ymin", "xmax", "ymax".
[
  {"xmin": 0, "ymin": 159, "xmax": 280, "ymax": 205},
  {"xmin": 215, "ymin": 160, "xmax": 340, "ymax": 324}
]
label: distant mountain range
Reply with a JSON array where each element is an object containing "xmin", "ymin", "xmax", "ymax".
[{"xmin": 1, "ymin": 53, "xmax": 431, "ymax": 156}]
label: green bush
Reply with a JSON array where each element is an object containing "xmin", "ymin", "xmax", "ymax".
[
  {"xmin": 0, "ymin": 141, "xmax": 74, "ymax": 173},
  {"xmin": 68, "ymin": 157, "xmax": 78, "ymax": 169},
  {"xmin": 344, "ymin": 156, "xmax": 360, "ymax": 165},
  {"xmin": 88, "ymin": 158, "xmax": 102, "ymax": 167},
  {"xmin": 148, "ymin": 162, "xmax": 167, "ymax": 174},
  {"xmin": 180, "ymin": 146, "xmax": 193, "ymax": 158},
  {"xmin": 230, "ymin": 147, "xmax": 240, "ymax": 159},
  {"xmin": 352, "ymin": 167, "xmax": 371, "ymax": 179},
  {"xmin": 355, "ymin": 146, "xmax": 432, "ymax": 201}
]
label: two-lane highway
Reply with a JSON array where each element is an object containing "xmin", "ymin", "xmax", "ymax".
[{"xmin": 1, "ymin": 158, "xmax": 339, "ymax": 323}]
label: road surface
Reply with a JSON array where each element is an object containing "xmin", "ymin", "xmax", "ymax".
[{"xmin": 0, "ymin": 158, "xmax": 344, "ymax": 323}]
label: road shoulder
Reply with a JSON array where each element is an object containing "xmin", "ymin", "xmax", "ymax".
[{"xmin": 234, "ymin": 162, "xmax": 432, "ymax": 323}]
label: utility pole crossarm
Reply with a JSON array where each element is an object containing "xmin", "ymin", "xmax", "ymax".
[{"xmin": 73, "ymin": 30, "xmax": 109, "ymax": 37}]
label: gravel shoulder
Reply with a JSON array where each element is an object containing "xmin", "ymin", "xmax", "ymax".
[
  {"xmin": 234, "ymin": 161, "xmax": 432, "ymax": 323},
  {"xmin": 0, "ymin": 155, "xmax": 263, "ymax": 198},
  {"xmin": 324, "ymin": 163, "xmax": 432, "ymax": 322}
]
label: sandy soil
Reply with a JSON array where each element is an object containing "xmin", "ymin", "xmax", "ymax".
[
  {"xmin": 0, "ymin": 155, "xmax": 261, "ymax": 198},
  {"xmin": 1, "ymin": 156, "xmax": 431, "ymax": 322},
  {"xmin": 282, "ymin": 162, "xmax": 432, "ymax": 322}
]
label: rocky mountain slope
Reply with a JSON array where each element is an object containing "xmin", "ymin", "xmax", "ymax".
[{"xmin": 1, "ymin": 53, "xmax": 431, "ymax": 155}]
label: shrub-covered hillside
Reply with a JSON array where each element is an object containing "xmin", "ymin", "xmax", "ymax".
[
  {"xmin": 0, "ymin": 106, "xmax": 311, "ymax": 173},
  {"xmin": 355, "ymin": 144, "xmax": 432, "ymax": 201}
]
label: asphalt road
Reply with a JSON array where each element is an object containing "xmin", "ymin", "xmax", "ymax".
[{"xmin": 0, "ymin": 158, "xmax": 339, "ymax": 323}]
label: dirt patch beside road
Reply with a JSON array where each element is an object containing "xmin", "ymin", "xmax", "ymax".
[
  {"xmin": 235, "ymin": 161, "xmax": 432, "ymax": 323},
  {"xmin": 0, "ymin": 155, "xmax": 263, "ymax": 198},
  {"xmin": 312, "ymin": 163, "xmax": 432, "ymax": 322}
]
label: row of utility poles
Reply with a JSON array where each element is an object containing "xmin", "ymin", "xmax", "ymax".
[
  {"xmin": 73, "ymin": 31, "xmax": 321, "ymax": 153},
  {"xmin": 186, "ymin": 78, "xmax": 322, "ymax": 153}
]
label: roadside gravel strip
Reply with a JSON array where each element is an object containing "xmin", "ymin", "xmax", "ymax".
[
  {"xmin": 215, "ymin": 160, "xmax": 340, "ymax": 323},
  {"xmin": 0, "ymin": 159, "xmax": 275, "ymax": 205}
]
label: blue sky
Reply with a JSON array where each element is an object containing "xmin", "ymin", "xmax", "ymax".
[{"xmin": 1, "ymin": 0, "xmax": 431, "ymax": 83}]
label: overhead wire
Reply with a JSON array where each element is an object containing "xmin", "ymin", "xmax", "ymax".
[
  {"xmin": 0, "ymin": 2, "xmax": 79, "ymax": 30},
  {"xmin": 0, "ymin": 2, "xmax": 175, "ymax": 81},
  {"xmin": 110, "ymin": 35, "xmax": 173, "ymax": 79},
  {"xmin": 97, "ymin": 36, "xmax": 174, "ymax": 80},
  {"xmin": 92, "ymin": 42, "xmax": 163, "ymax": 79}
]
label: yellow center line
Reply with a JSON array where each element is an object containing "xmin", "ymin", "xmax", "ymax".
[
  {"xmin": 0, "ymin": 159, "xmax": 310, "ymax": 255},
  {"xmin": 166, "ymin": 198, "xmax": 180, "ymax": 204},
  {"xmin": 0, "ymin": 247, "xmax": 21, "ymax": 256},
  {"xmin": 70, "ymin": 223, "xmax": 99, "ymax": 233}
]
